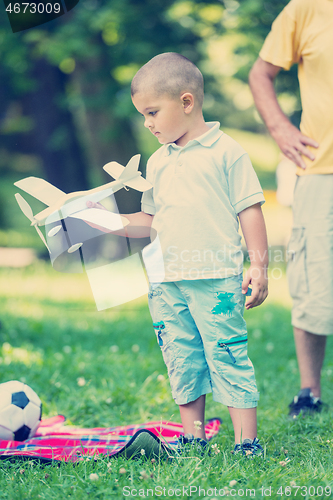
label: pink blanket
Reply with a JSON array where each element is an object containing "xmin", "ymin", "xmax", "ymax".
[{"xmin": 0, "ymin": 416, "xmax": 221, "ymax": 462}]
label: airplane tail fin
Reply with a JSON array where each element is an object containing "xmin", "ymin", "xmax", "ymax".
[
  {"xmin": 15, "ymin": 193, "xmax": 50, "ymax": 252},
  {"xmin": 103, "ymin": 154, "xmax": 152, "ymax": 192}
]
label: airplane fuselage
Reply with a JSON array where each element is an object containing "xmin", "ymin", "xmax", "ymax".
[{"xmin": 34, "ymin": 175, "xmax": 140, "ymax": 224}]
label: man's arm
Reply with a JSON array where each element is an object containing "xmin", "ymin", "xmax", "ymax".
[
  {"xmin": 249, "ymin": 57, "xmax": 318, "ymax": 169},
  {"xmin": 238, "ymin": 203, "xmax": 268, "ymax": 309}
]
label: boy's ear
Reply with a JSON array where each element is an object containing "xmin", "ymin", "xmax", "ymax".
[{"xmin": 180, "ymin": 93, "xmax": 194, "ymax": 114}]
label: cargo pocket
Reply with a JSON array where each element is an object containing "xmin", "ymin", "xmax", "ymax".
[
  {"xmin": 148, "ymin": 285, "xmax": 162, "ymax": 300},
  {"xmin": 216, "ymin": 335, "xmax": 248, "ymax": 365},
  {"xmin": 153, "ymin": 321, "xmax": 166, "ymax": 347},
  {"xmin": 213, "ymin": 335, "xmax": 252, "ymax": 388},
  {"xmin": 287, "ymin": 227, "xmax": 308, "ymax": 299},
  {"xmin": 152, "ymin": 321, "xmax": 180, "ymax": 378}
]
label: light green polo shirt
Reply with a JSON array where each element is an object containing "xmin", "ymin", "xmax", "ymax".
[{"xmin": 141, "ymin": 122, "xmax": 264, "ymax": 282}]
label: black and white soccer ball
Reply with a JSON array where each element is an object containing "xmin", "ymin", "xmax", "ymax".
[{"xmin": 0, "ymin": 380, "xmax": 42, "ymax": 441}]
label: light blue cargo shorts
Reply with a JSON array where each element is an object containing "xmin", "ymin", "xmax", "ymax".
[{"xmin": 148, "ymin": 276, "xmax": 259, "ymax": 408}]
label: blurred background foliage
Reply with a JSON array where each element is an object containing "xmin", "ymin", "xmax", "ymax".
[{"xmin": 0, "ymin": 0, "xmax": 298, "ymax": 248}]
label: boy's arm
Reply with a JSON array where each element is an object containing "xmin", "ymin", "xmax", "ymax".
[
  {"xmin": 238, "ymin": 202, "xmax": 268, "ymax": 309},
  {"xmin": 120, "ymin": 211, "xmax": 154, "ymax": 238},
  {"xmin": 85, "ymin": 201, "xmax": 153, "ymax": 237}
]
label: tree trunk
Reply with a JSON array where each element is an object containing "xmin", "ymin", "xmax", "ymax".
[{"xmin": 24, "ymin": 59, "xmax": 90, "ymax": 193}]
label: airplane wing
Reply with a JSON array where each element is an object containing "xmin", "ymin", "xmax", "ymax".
[
  {"xmin": 14, "ymin": 177, "xmax": 66, "ymax": 206},
  {"xmin": 103, "ymin": 155, "xmax": 152, "ymax": 192},
  {"xmin": 70, "ymin": 208, "xmax": 129, "ymax": 232},
  {"xmin": 14, "ymin": 193, "xmax": 50, "ymax": 251}
]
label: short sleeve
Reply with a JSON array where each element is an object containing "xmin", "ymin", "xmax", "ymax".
[
  {"xmin": 141, "ymin": 188, "xmax": 156, "ymax": 215},
  {"xmin": 228, "ymin": 154, "xmax": 265, "ymax": 215},
  {"xmin": 259, "ymin": 0, "xmax": 301, "ymax": 70}
]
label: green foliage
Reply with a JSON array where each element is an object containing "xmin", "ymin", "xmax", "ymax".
[
  {"xmin": 1, "ymin": 0, "xmax": 227, "ymax": 181},
  {"xmin": 220, "ymin": 0, "xmax": 302, "ymax": 128},
  {"xmin": 1, "ymin": 0, "xmax": 303, "ymax": 188}
]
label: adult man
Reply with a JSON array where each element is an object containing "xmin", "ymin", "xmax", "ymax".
[{"xmin": 249, "ymin": 0, "xmax": 333, "ymax": 417}]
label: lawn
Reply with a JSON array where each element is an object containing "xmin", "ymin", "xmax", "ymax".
[{"xmin": 0, "ymin": 263, "xmax": 332, "ymax": 499}]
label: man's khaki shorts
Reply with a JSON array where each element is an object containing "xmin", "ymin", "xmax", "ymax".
[{"xmin": 287, "ymin": 174, "xmax": 333, "ymax": 335}]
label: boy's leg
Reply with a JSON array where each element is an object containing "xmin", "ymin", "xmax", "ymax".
[
  {"xmin": 228, "ymin": 407, "xmax": 257, "ymax": 444},
  {"xmin": 179, "ymin": 394, "xmax": 206, "ymax": 440},
  {"xmin": 182, "ymin": 278, "xmax": 260, "ymax": 445},
  {"xmin": 148, "ymin": 282, "xmax": 212, "ymax": 438}
]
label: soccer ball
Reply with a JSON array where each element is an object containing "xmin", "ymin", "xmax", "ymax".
[{"xmin": 0, "ymin": 380, "xmax": 42, "ymax": 441}]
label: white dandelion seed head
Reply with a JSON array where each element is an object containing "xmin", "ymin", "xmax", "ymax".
[
  {"xmin": 77, "ymin": 377, "xmax": 86, "ymax": 387},
  {"xmin": 266, "ymin": 342, "xmax": 274, "ymax": 353}
]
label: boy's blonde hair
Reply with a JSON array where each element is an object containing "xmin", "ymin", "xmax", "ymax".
[{"xmin": 131, "ymin": 53, "xmax": 204, "ymax": 108}]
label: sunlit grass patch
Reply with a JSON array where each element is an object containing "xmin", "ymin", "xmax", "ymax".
[{"xmin": 0, "ymin": 342, "xmax": 43, "ymax": 367}]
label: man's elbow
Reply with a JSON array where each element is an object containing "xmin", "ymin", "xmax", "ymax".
[
  {"xmin": 249, "ymin": 58, "xmax": 281, "ymax": 87},
  {"xmin": 249, "ymin": 58, "xmax": 265, "ymax": 89}
]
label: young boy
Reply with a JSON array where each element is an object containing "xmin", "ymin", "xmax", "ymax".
[{"xmin": 93, "ymin": 53, "xmax": 268, "ymax": 455}]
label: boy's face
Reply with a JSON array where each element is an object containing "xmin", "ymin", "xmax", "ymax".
[{"xmin": 132, "ymin": 91, "xmax": 190, "ymax": 145}]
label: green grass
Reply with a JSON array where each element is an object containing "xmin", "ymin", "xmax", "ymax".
[{"xmin": 0, "ymin": 263, "xmax": 333, "ymax": 499}]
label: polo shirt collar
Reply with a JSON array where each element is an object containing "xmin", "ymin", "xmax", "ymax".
[{"xmin": 165, "ymin": 122, "xmax": 222, "ymax": 154}]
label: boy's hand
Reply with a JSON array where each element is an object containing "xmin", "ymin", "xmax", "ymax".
[
  {"xmin": 242, "ymin": 265, "xmax": 268, "ymax": 310},
  {"xmin": 84, "ymin": 200, "xmax": 111, "ymax": 232},
  {"xmin": 86, "ymin": 200, "xmax": 107, "ymax": 211}
]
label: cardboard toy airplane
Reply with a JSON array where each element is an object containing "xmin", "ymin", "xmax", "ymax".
[{"xmin": 14, "ymin": 155, "xmax": 151, "ymax": 252}]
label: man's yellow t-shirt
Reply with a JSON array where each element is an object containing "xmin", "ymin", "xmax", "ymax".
[{"xmin": 259, "ymin": 0, "xmax": 333, "ymax": 175}]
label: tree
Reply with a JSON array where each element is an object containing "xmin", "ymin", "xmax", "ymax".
[
  {"xmin": 215, "ymin": 0, "xmax": 301, "ymax": 131},
  {"xmin": 1, "ymin": 0, "xmax": 226, "ymax": 213}
]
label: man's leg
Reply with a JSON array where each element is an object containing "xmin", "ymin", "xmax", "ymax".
[{"xmin": 293, "ymin": 327, "xmax": 327, "ymax": 398}]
